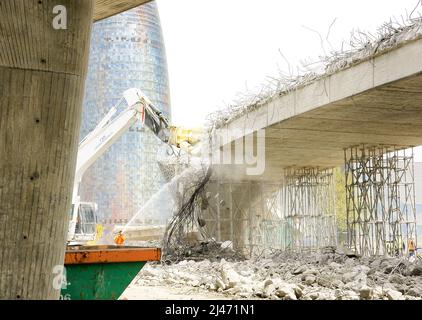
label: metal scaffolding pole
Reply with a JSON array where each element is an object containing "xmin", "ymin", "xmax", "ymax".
[
  {"xmin": 282, "ymin": 168, "xmax": 337, "ymax": 253},
  {"xmin": 344, "ymin": 144, "xmax": 417, "ymax": 257},
  {"xmin": 202, "ymin": 170, "xmax": 337, "ymax": 257}
]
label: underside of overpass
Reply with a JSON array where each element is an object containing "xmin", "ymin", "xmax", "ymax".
[{"xmin": 94, "ymin": 0, "xmax": 152, "ymax": 21}]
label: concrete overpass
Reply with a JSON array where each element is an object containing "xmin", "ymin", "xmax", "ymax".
[
  {"xmin": 206, "ymin": 31, "xmax": 422, "ymax": 257},
  {"xmin": 215, "ymin": 35, "xmax": 422, "ymax": 179},
  {"xmin": 0, "ymin": 0, "xmax": 151, "ymax": 300}
]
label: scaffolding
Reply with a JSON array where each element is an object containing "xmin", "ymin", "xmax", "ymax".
[
  {"xmin": 283, "ymin": 168, "xmax": 337, "ymax": 252},
  {"xmin": 344, "ymin": 145, "xmax": 417, "ymax": 257},
  {"xmin": 200, "ymin": 181, "xmax": 284, "ymax": 256},
  {"xmin": 201, "ymin": 168, "xmax": 337, "ymax": 256}
]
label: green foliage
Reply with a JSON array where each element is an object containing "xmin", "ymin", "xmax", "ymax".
[{"xmin": 334, "ymin": 167, "xmax": 347, "ymax": 232}]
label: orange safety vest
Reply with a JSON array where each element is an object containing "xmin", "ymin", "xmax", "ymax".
[
  {"xmin": 408, "ymin": 239, "xmax": 416, "ymax": 252},
  {"xmin": 114, "ymin": 233, "xmax": 125, "ymax": 245}
]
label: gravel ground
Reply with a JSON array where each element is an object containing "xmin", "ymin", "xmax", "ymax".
[
  {"xmin": 121, "ymin": 283, "xmax": 232, "ymax": 300},
  {"xmin": 129, "ymin": 246, "xmax": 422, "ymax": 300}
]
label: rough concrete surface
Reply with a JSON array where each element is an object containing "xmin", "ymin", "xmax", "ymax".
[
  {"xmin": 0, "ymin": 0, "xmax": 93, "ymax": 300},
  {"xmin": 127, "ymin": 247, "xmax": 422, "ymax": 300},
  {"xmin": 94, "ymin": 0, "xmax": 152, "ymax": 21}
]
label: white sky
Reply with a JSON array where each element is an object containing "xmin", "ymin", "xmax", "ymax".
[{"xmin": 156, "ymin": 0, "xmax": 422, "ymax": 160}]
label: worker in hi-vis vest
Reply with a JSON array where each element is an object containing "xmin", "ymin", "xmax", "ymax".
[
  {"xmin": 408, "ymin": 238, "xmax": 416, "ymax": 257},
  {"xmin": 114, "ymin": 231, "xmax": 126, "ymax": 246}
]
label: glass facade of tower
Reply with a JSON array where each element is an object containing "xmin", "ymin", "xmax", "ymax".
[{"xmin": 79, "ymin": 1, "xmax": 171, "ymax": 223}]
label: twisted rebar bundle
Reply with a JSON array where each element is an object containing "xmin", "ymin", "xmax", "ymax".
[{"xmin": 162, "ymin": 165, "xmax": 213, "ymax": 260}]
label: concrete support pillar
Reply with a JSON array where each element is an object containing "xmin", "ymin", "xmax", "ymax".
[
  {"xmin": 0, "ymin": 0, "xmax": 93, "ymax": 299},
  {"xmin": 202, "ymin": 180, "xmax": 263, "ymax": 255}
]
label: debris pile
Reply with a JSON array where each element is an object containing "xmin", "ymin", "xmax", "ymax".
[
  {"xmin": 163, "ymin": 240, "xmax": 246, "ymax": 263},
  {"xmin": 137, "ymin": 248, "xmax": 422, "ymax": 300}
]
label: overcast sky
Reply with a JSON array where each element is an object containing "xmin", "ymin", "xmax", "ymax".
[{"xmin": 156, "ymin": 0, "xmax": 422, "ymax": 158}]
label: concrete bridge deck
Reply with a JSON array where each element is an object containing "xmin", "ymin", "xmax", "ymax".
[
  {"xmin": 94, "ymin": 0, "xmax": 151, "ymax": 21},
  {"xmin": 216, "ymin": 36, "xmax": 422, "ymax": 180}
]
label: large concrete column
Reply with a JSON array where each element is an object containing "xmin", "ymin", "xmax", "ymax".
[
  {"xmin": 202, "ymin": 180, "xmax": 264, "ymax": 255},
  {"xmin": 0, "ymin": 0, "xmax": 93, "ymax": 299}
]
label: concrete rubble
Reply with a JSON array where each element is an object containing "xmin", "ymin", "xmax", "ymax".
[{"xmin": 135, "ymin": 245, "xmax": 422, "ymax": 300}]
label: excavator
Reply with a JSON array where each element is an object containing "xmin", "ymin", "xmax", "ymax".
[{"xmin": 68, "ymin": 88, "xmax": 202, "ymax": 245}]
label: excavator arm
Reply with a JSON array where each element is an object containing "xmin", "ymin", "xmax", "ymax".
[
  {"xmin": 72, "ymin": 89, "xmax": 172, "ymax": 202},
  {"xmin": 68, "ymin": 88, "xmax": 203, "ymax": 244},
  {"xmin": 69, "ymin": 89, "xmax": 174, "ymax": 243}
]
